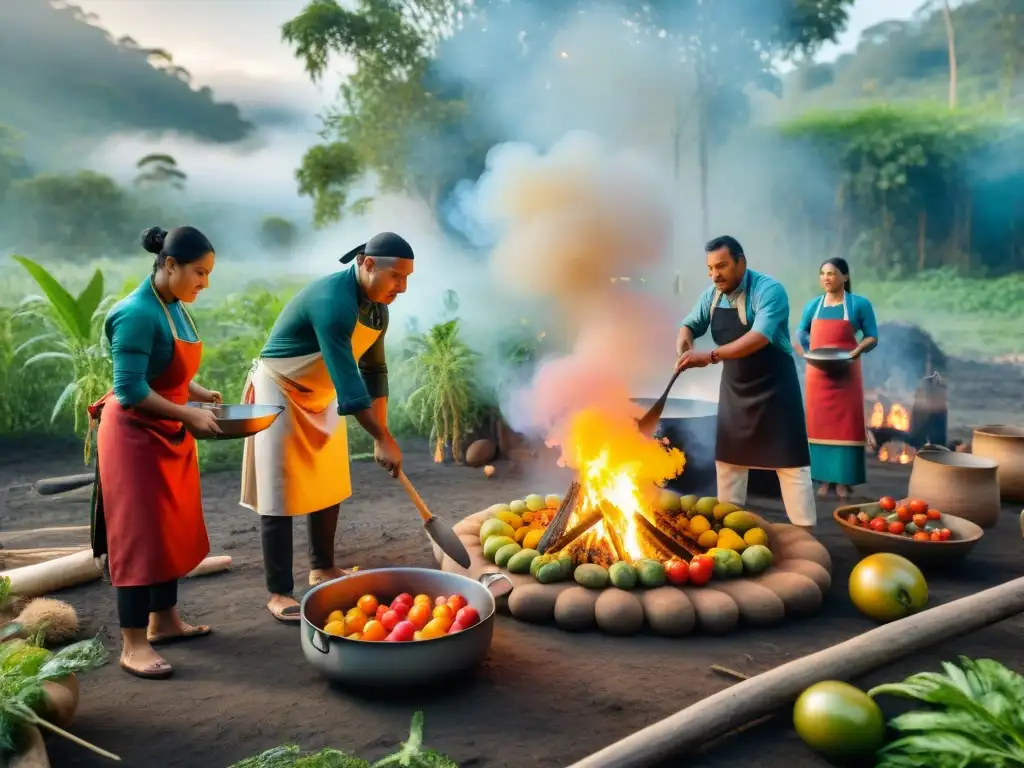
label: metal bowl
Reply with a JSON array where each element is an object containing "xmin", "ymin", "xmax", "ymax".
[
  {"xmin": 186, "ymin": 402, "xmax": 284, "ymax": 440},
  {"xmin": 803, "ymin": 347, "xmax": 853, "ymax": 374},
  {"xmin": 832, "ymin": 503, "xmax": 983, "ymax": 565},
  {"xmin": 300, "ymin": 567, "xmax": 512, "ymax": 688}
]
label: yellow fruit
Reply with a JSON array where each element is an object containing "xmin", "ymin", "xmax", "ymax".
[
  {"xmin": 689, "ymin": 516, "xmax": 711, "ymax": 536},
  {"xmin": 347, "ymin": 632, "xmax": 362, "ymax": 641},
  {"xmin": 413, "ymin": 631, "xmax": 423, "ymax": 641},
  {"xmin": 344, "ymin": 607, "xmax": 368, "ymax": 633},
  {"xmin": 515, "ymin": 526, "xmax": 532, "ymax": 543},
  {"xmin": 414, "ymin": 594, "xmax": 431, "ymax": 605},
  {"xmin": 698, "ymin": 530, "xmax": 718, "ymax": 548},
  {"xmin": 525, "ymin": 494, "xmax": 547, "ymax": 512},
  {"xmin": 523, "ymin": 528, "xmax": 545, "ymax": 550},
  {"xmin": 713, "ymin": 502, "xmax": 742, "ymax": 521},
  {"xmin": 495, "ymin": 510, "xmax": 523, "ymax": 530},
  {"xmin": 327, "ymin": 609, "xmax": 345, "ymax": 625},
  {"xmin": 421, "ymin": 618, "xmax": 449, "ymax": 639},
  {"xmin": 324, "ymin": 620, "xmax": 347, "ymax": 636},
  {"xmin": 521, "ymin": 511, "xmax": 535, "ymax": 524},
  {"xmin": 717, "ymin": 528, "xmax": 747, "ymax": 553},
  {"xmin": 545, "ymin": 494, "xmax": 562, "ymax": 508},
  {"xmin": 744, "ymin": 527, "xmax": 769, "ymax": 547}
]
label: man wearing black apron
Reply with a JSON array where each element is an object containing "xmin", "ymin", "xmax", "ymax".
[{"xmin": 675, "ymin": 236, "xmax": 815, "ymax": 528}]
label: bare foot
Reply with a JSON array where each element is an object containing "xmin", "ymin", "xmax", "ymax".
[
  {"xmin": 309, "ymin": 566, "xmax": 345, "ymax": 586},
  {"xmin": 267, "ymin": 593, "xmax": 301, "ymax": 623},
  {"xmin": 836, "ymin": 485, "xmax": 853, "ymax": 500},
  {"xmin": 147, "ymin": 607, "xmax": 211, "ymax": 644},
  {"xmin": 816, "ymin": 483, "xmax": 831, "ymax": 499},
  {"xmin": 120, "ymin": 643, "xmax": 172, "ymax": 679}
]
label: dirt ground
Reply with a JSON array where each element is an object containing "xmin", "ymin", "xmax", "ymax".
[{"xmin": 2, "ymin": 361, "xmax": 1024, "ymax": 768}]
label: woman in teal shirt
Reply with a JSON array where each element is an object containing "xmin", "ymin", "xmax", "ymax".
[
  {"xmin": 90, "ymin": 225, "xmax": 221, "ymax": 679},
  {"xmin": 796, "ymin": 258, "xmax": 879, "ymax": 499}
]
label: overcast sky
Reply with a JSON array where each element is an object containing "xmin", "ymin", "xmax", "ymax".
[{"xmin": 75, "ymin": 0, "xmax": 928, "ymax": 110}]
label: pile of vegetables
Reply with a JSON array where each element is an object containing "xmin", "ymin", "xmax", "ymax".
[
  {"xmin": 0, "ymin": 576, "xmax": 116, "ymax": 761},
  {"xmin": 230, "ymin": 711, "xmax": 457, "ymax": 767}
]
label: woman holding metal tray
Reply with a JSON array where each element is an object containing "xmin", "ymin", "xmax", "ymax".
[
  {"xmin": 88, "ymin": 225, "xmax": 221, "ymax": 680},
  {"xmin": 795, "ymin": 257, "xmax": 879, "ymax": 500}
]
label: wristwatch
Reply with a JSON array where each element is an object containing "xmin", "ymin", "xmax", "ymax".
[{"xmin": 710, "ymin": 349, "xmax": 720, "ymax": 364}]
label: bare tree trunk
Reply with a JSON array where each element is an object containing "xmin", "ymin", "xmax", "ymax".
[{"xmin": 942, "ymin": 0, "xmax": 958, "ymax": 110}]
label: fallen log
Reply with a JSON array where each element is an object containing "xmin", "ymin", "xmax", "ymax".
[
  {"xmin": 2, "ymin": 551, "xmax": 233, "ymax": 597},
  {"xmin": 1, "ymin": 548, "xmax": 89, "ymax": 569},
  {"xmin": 0, "ymin": 526, "xmax": 90, "ymax": 543},
  {"xmin": 567, "ymin": 574, "xmax": 1024, "ymax": 768},
  {"xmin": 33, "ymin": 474, "xmax": 94, "ymax": 496}
]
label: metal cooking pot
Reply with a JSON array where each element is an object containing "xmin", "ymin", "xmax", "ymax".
[
  {"xmin": 186, "ymin": 402, "xmax": 284, "ymax": 440},
  {"xmin": 300, "ymin": 567, "xmax": 512, "ymax": 688},
  {"xmin": 632, "ymin": 397, "xmax": 718, "ymax": 496}
]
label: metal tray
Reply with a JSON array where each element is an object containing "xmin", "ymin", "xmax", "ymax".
[
  {"xmin": 187, "ymin": 402, "xmax": 284, "ymax": 440},
  {"xmin": 803, "ymin": 347, "xmax": 853, "ymax": 373}
]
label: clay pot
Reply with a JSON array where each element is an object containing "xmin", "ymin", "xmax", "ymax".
[
  {"xmin": 908, "ymin": 450, "xmax": 1001, "ymax": 529},
  {"xmin": 971, "ymin": 425, "xmax": 1024, "ymax": 503}
]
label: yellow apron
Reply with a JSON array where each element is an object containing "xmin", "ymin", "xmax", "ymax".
[{"xmin": 239, "ymin": 321, "xmax": 382, "ymax": 517}]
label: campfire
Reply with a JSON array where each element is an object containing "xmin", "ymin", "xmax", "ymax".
[
  {"xmin": 869, "ymin": 398, "xmax": 916, "ymax": 464},
  {"xmin": 538, "ymin": 408, "xmax": 692, "ymax": 564},
  {"xmin": 866, "ymin": 374, "xmax": 949, "ymax": 464},
  {"xmin": 869, "ymin": 400, "xmax": 911, "ymax": 433}
]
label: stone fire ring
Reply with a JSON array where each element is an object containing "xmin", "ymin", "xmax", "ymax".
[{"xmin": 432, "ymin": 505, "xmax": 833, "ymax": 637}]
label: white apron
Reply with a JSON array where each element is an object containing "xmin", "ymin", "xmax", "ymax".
[{"xmin": 239, "ymin": 321, "xmax": 382, "ymax": 517}]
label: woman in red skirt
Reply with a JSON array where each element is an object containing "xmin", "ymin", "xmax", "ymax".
[{"xmin": 89, "ymin": 225, "xmax": 222, "ymax": 679}]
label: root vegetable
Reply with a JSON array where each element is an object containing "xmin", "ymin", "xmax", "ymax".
[
  {"xmin": 40, "ymin": 676, "xmax": 80, "ymax": 729},
  {"xmin": 9, "ymin": 726, "xmax": 50, "ymax": 768},
  {"xmin": 15, "ymin": 598, "xmax": 80, "ymax": 644}
]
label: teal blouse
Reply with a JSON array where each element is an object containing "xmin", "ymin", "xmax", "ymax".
[
  {"xmin": 260, "ymin": 267, "xmax": 389, "ymax": 416},
  {"xmin": 797, "ymin": 293, "xmax": 878, "ymax": 350},
  {"xmin": 106, "ymin": 278, "xmax": 200, "ymax": 406}
]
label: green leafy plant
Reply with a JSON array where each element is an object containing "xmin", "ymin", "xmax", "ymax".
[
  {"xmin": 404, "ymin": 317, "xmax": 480, "ymax": 464},
  {"xmin": 869, "ymin": 656, "xmax": 1024, "ymax": 767},
  {"xmin": 10, "ymin": 256, "xmax": 117, "ymax": 460},
  {"xmin": 0, "ymin": 576, "xmax": 116, "ymax": 761},
  {"xmin": 229, "ymin": 711, "xmax": 456, "ymax": 768}
]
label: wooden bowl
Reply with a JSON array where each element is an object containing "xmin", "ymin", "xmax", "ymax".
[{"xmin": 832, "ymin": 503, "xmax": 983, "ymax": 564}]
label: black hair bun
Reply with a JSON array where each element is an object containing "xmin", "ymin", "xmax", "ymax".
[{"xmin": 141, "ymin": 226, "xmax": 167, "ymax": 255}]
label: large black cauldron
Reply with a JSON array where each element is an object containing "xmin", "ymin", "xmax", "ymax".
[{"xmin": 632, "ymin": 397, "xmax": 782, "ymax": 499}]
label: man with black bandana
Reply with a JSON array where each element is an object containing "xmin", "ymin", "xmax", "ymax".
[{"xmin": 240, "ymin": 232, "xmax": 414, "ymax": 622}]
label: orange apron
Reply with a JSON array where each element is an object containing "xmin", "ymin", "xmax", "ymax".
[
  {"xmin": 239, "ymin": 321, "xmax": 382, "ymax": 516},
  {"xmin": 88, "ymin": 284, "xmax": 209, "ymax": 587}
]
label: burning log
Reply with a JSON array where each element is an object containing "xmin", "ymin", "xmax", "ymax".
[
  {"xmin": 548, "ymin": 507, "xmax": 603, "ymax": 553},
  {"xmin": 634, "ymin": 514, "xmax": 702, "ymax": 560},
  {"xmin": 537, "ymin": 481, "xmax": 581, "ymax": 554},
  {"xmin": 564, "ymin": 530, "xmax": 618, "ymax": 568}
]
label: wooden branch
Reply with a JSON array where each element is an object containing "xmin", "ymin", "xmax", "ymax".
[
  {"xmin": 548, "ymin": 508, "xmax": 603, "ymax": 552},
  {"xmin": 567, "ymin": 574, "xmax": 1024, "ymax": 768},
  {"xmin": 1, "ymin": 548, "xmax": 88, "ymax": 569},
  {"xmin": 537, "ymin": 481, "xmax": 581, "ymax": 553},
  {"xmin": 0, "ymin": 526, "xmax": 90, "ymax": 543}
]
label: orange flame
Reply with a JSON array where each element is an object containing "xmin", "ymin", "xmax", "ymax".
[
  {"xmin": 870, "ymin": 402, "xmax": 911, "ymax": 432},
  {"xmin": 560, "ymin": 407, "xmax": 686, "ymax": 560}
]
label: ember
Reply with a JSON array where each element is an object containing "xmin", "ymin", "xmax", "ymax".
[
  {"xmin": 545, "ymin": 407, "xmax": 686, "ymax": 563},
  {"xmin": 877, "ymin": 440, "xmax": 916, "ymax": 465}
]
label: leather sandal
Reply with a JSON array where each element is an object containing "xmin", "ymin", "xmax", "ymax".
[
  {"xmin": 148, "ymin": 625, "xmax": 212, "ymax": 645},
  {"xmin": 120, "ymin": 658, "xmax": 173, "ymax": 680},
  {"xmin": 269, "ymin": 603, "xmax": 301, "ymax": 623}
]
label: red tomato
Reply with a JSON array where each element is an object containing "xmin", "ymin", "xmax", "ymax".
[
  {"xmin": 926, "ymin": 508, "xmax": 941, "ymax": 520},
  {"xmin": 869, "ymin": 517, "xmax": 887, "ymax": 532},
  {"xmin": 380, "ymin": 610, "xmax": 400, "ymax": 631},
  {"xmin": 895, "ymin": 506, "xmax": 912, "ymax": 523},
  {"xmin": 930, "ymin": 531, "xmax": 942, "ymax": 541},
  {"xmin": 390, "ymin": 601, "xmax": 410, "ymax": 618},
  {"xmin": 375, "ymin": 604, "xmax": 388, "ymax": 620},
  {"xmin": 666, "ymin": 559, "xmax": 689, "ymax": 585},
  {"xmin": 447, "ymin": 594, "xmax": 468, "ymax": 613},
  {"xmin": 688, "ymin": 556, "xmax": 713, "ymax": 586},
  {"xmin": 846, "ymin": 514, "xmax": 860, "ymax": 527},
  {"xmin": 913, "ymin": 531, "xmax": 930, "ymax": 542},
  {"xmin": 939, "ymin": 528, "xmax": 952, "ymax": 541},
  {"xmin": 908, "ymin": 499, "xmax": 928, "ymax": 515},
  {"xmin": 857, "ymin": 512, "xmax": 871, "ymax": 525},
  {"xmin": 454, "ymin": 606, "xmax": 480, "ymax": 628},
  {"xmin": 448, "ymin": 622, "xmax": 466, "ymax": 634},
  {"xmin": 879, "ymin": 496, "xmax": 896, "ymax": 511},
  {"xmin": 887, "ymin": 521, "xmax": 905, "ymax": 535},
  {"xmin": 912, "ymin": 514, "xmax": 928, "ymax": 528},
  {"xmin": 387, "ymin": 621, "xmax": 416, "ymax": 642},
  {"xmin": 392, "ymin": 593, "xmax": 414, "ymax": 608}
]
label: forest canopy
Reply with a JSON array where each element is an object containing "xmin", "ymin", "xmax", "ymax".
[{"xmin": 0, "ymin": 0, "xmax": 253, "ymax": 158}]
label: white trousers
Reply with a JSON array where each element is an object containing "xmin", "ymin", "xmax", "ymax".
[{"xmin": 715, "ymin": 461, "xmax": 817, "ymax": 527}]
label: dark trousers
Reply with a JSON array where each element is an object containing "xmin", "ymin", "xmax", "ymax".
[
  {"xmin": 261, "ymin": 506, "xmax": 340, "ymax": 595},
  {"xmin": 116, "ymin": 580, "xmax": 178, "ymax": 629}
]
